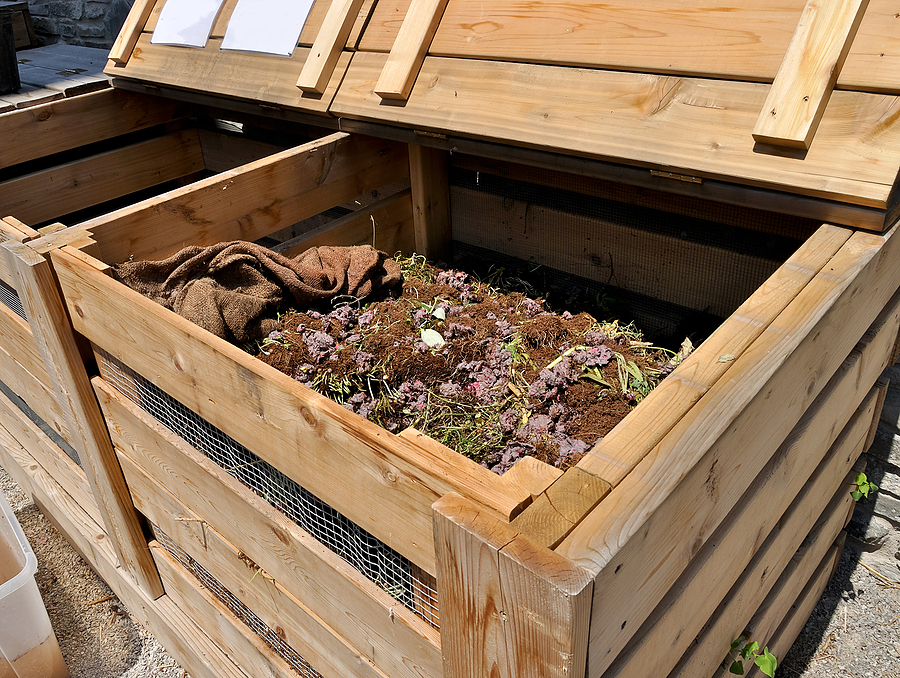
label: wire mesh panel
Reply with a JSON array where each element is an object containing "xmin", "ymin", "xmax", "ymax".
[
  {"xmin": 0, "ymin": 278, "xmax": 27, "ymax": 321},
  {"xmin": 154, "ymin": 528, "xmax": 324, "ymax": 678},
  {"xmin": 96, "ymin": 348, "xmax": 440, "ymax": 629}
]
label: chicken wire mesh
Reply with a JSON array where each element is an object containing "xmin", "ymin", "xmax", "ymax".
[
  {"xmin": 0, "ymin": 278, "xmax": 27, "ymax": 322},
  {"xmin": 154, "ymin": 527, "xmax": 324, "ymax": 678},
  {"xmin": 95, "ymin": 348, "xmax": 440, "ymax": 629}
]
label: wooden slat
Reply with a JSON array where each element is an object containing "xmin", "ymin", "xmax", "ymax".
[
  {"xmin": 0, "ymin": 431, "xmax": 251, "ymax": 678},
  {"xmin": 3, "ymin": 241, "xmax": 164, "ymax": 598},
  {"xmin": 496, "ymin": 456, "xmax": 562, "ymax": 503},
  {"xmin": 578, "ymin": 223, "xmax": 851, "ymax": 485},
  {"xmin": 196, "ymin": 129, "xmax": 285, "ymax": 173},
  {"xmin": 108, "ymin": 0, "xmax": 156, "ymax": 63},
  {"xmin": 0, "ymin": 385, "xmax": 97, "ymax": 526},
  {"xmin": 333, "ymin": 53, "xmax": 900, "ymax": 209},
  {"xmin": 511, "ymin": 468, "xmax": 610, "ymax": 549},
  {"xmin": 374, "ymin": 0, "xmax": 449, "ymax": 100},
  {"xmin": 753, "ymin": 0, "xmax": 870, "ymax": 149},
  {"xmin": 151, "ymin": 543, "xmax": 320, "ymax": 678},
  {"xmin": 297, "ymin": 0, "xmax": 367, "ymax": 93},
  {"xmin": 557, "ymin": 223, "xmax": 900, "ymax": 678},
  {"xmin": 0, "ymin": 130, "xmax": 206, "ymax": 226},
  {"xmin": 360, "ymin": 0, "xmax": 898, "ymax": 94},
  {"xmin": 107, "ymin": 35, "xmax": 349, "ymax": 116},
  {"xmin": 409, "ymin": 144, "xmax": 451, "ymax": 259},
  {"xmin": 59, "ymin": 132, "xmax": 408, "ymax": 265},
  {"xmin": 434, "ymin": 493, "xmax": 593, "ymax": 678},
  {"xmin": 724, "ymin": 542, "xmax": 844, "ymax": 678},
  {"xmin": 611, "ymin": 380, "xmax": 876, "ymax": 678},
  {"xmin": 121, "ymin": 456, "xmax": 397, "ymax": 678},
  {"xmin": 98, "ymin": 379, "xmax": 442, "ymax": 678},
  {"xmin": 0, "ymin": 88, "xmax": 192, "ymax": 170},
  {"xmin": 273, "ymin": 187, "xmax": 416, "ymax": 258}
]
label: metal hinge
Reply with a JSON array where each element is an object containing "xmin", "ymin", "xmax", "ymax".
[
  {"xmin": 651, "ymin": 170, "xmax": 703, "ymax": 184},
  {"xmin": 414, "ymin": 130, "xmax": 448, "ymax": 140}
]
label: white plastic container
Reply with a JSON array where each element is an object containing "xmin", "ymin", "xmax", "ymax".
[{"xmin": 0, "ymin": 492, "xmax": 67, "ymax": 678}]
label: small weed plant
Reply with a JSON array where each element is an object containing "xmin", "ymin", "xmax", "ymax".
[
  {"xmin": 851, "ymin": 471, "xmax": 878, "ymax": 501},
  {"xmin": 726, "ymin": 637, "xmax": 777, "ymax": 676}
]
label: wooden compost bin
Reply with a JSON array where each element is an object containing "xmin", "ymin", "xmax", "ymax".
[{"xmin": 1, "ymin": 1, "xmax": 900, "ymax": 678}]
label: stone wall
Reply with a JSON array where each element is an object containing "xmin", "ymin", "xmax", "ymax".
[
  {"xmin": 27, "ymin": 0, "xmax": 133, "ymax": 48},
  {"xmin": 848, "ymin": 362, "xmax": 900, "ymax": 579}
]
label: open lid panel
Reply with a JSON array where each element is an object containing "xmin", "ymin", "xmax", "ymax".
[
  {"xmin": 104, "ymin": 0, "xmax": 376, "ymax": 116},
  {"xmin": 331, "ymin": 0, "xmax": 900, "ymax": 231}
]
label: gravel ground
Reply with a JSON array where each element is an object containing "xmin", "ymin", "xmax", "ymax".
[
  {"xmin": 2, "ymin": 462, "xmax": 899, "ymax": 678},
  {"xmin": 0, "ymin": 467, "xmax": 184, "ymax": 678}
]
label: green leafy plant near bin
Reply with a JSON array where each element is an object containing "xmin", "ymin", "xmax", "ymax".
[
  {"xmin": 851, "ymin": 471, "xmax": 878, "ymax": 501},
  {"xmin": 726, "ymin": 636, "xmax": 777, "ymax": 676}
]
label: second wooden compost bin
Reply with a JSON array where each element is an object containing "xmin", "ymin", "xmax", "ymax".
[{"xmin": 2, "ymin": 1, "xmax": 900, "ymax": 678}]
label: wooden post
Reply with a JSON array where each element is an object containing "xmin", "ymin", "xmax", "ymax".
[
  {"xmin": 296, "ymin": 0, "xmax": 366, "ymax": 94},
  {"xmin": 434, "ymin": 492, "xmax": 593, "ymax": 678},
  {"xmin": 409, "ymin": 144, "xmax": 451, "ymax": 260},
  {"xmin": 108, "ymin": 0, "xmax": 155, "ymax": 65},
  {"xmin": 2, "ymin": 240, "xmax": 165, "ymax": 599}
]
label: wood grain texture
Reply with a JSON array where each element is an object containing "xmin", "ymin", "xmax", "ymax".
[
  {"xmin": 374, "ymin": 0, "xmax": 449, "ymax": 99},
  {"xmin": 409, "ymin": 144, "xmax": 451, "ymax": 259},
  {"xmin": 66, "ymin": 132, "xmax": 408, "ymax": 265},
  {"xmin": 334, "ymin": 53, "xmax": 900, "ymax": 208},
  {"xmin": 611, "ymin": 382, "xmax": 877, "ymax": 678},
  {"xmin": 557, "ymin": 223, "xmax": 900, "ymax": 678},
  {"xmin": 740, "ymin": 544, "xmax": 842, "ymax": 678},
  {"xmin": 108, "ymin": 0, "xmax": 155, "ymax": 64},
  {"xmin": 297, "ymin": 0, "xmax": 366, "ymax": 93},
  {"xmin": 0, "ymin": 130, "xmax": 205, "ymax": 226},
  {"xmin": 106, "ymin": 35, "xmax": 349, "ymax": 115},
  {"xmin": 0, "ymin": 428, "xmax": 251, "ymax": 678},
  {"xmin": 99, "ymin": 379, "xmax": 441, "ymax": 678},
  {"xmin": 753, "ymin": 0, "xmax": 870, "ymax": 148},
  {"xmin": 273, "ymin": 187, "xmax": 415, "ymax": 258},
  {"xmin": 151, "ymin": 543, "xmax": 321, "ymax": 678},
  {"xmin": 3, "ymin": 241, "xmax": 164, "ymax": 598},
  {"xmin": 578, "ymin": 223, "xmax": 852, "ymax": 485},
  {"xmin": 434, "ymin": 493, "xmax": 592, "ymax": 678},
  {"xmin": 125, "ymin": 460, "xmax": 390, "ymax": 678},
  {"xmin": 0, "ymin": 88, "xmax": 192, "ymax": 169},
  {"xmin": 497, "ymin": 456, "xmax": 562, "ymax": 504},
  {"xmin": 511, "ymin": 468, "xmax": 610, "ymax": 549},
  {"xmin": 360, "ymin": 0, "xmax": 897, "ymax": 93}
]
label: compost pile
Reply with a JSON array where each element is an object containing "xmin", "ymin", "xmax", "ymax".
[{"xmin": 255, "ymin": 254, "xmax": 682, "ymax": 473}]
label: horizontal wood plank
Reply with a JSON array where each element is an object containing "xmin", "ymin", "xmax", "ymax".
[
  {"xmin": 360, "ymin": 0, "xmax": 898, "ymax": 94},
  {"xmin": 753, "ymin": 0, "xmax": 870, "ymax": 149},
  {"xmin": 332, "ymin": 53, "xmax": 900, "ymax": 208},
  {"xmin": 0, "ymin": 88, "xmax": 193, "ymax": 169},
  {"xmin": 610, "ymin": 381, "xmax": 876, "ymax": 678},
  {"xmin": 0, "ymin": 428, "xmax": 251, "ymax": 678},
  {"xmin": 557, "ymin": 223, "xmax": 900, "ymax": 678},
  {"xmin": 123, "ymin": 457, "xmax": 394, "ymax": 678},
  {"xmin": 107, "ymin": 35, "xmax": 349, "ymax": 115},
  {"xmin": 99, "ymin": 379, "xmax": 442, "ymax": 678},
  {"xmin": 151, "ymin": 542, "xmax": 324, "ymax": 678},
  {"xmin": 578, "ymin": 223, "xmax": 852, "ymax": 485},
  {"xmin": 273, "ymin": 187, "xmax": 416, "ymax": 257},
  {"xmin": 62, "ymin": 132, "xmax": 408, "ymax": 265},
  {"xmin": 0, "ymin": 130, "xmax": 206, "ymax": 226}
]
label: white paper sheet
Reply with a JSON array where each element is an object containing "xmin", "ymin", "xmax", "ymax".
[
  {"xmin": 221, "ymin": 0, "xmax": 316, "ymax": 56},
  {"xmin": 150, "ymin": 0, "xmax": 226, "ymax": 48}
]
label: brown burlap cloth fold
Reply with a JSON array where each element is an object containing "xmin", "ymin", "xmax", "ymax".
[{"xmin": 113, "ymin": 242, "xmax": 402, "ymax": 343}]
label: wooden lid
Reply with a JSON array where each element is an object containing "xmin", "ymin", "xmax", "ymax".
[
  {"xmin": 330, "ymin": 0, "xmax": 900, "ymax": 228},
  {"xmin": 104, "ymin": 0, "xmax": 376, "ymax": 116}
]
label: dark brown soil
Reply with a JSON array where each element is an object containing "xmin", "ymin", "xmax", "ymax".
[{"xmin": 255, "ymin": 261, "xmax": 670, "ymax": 473}]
